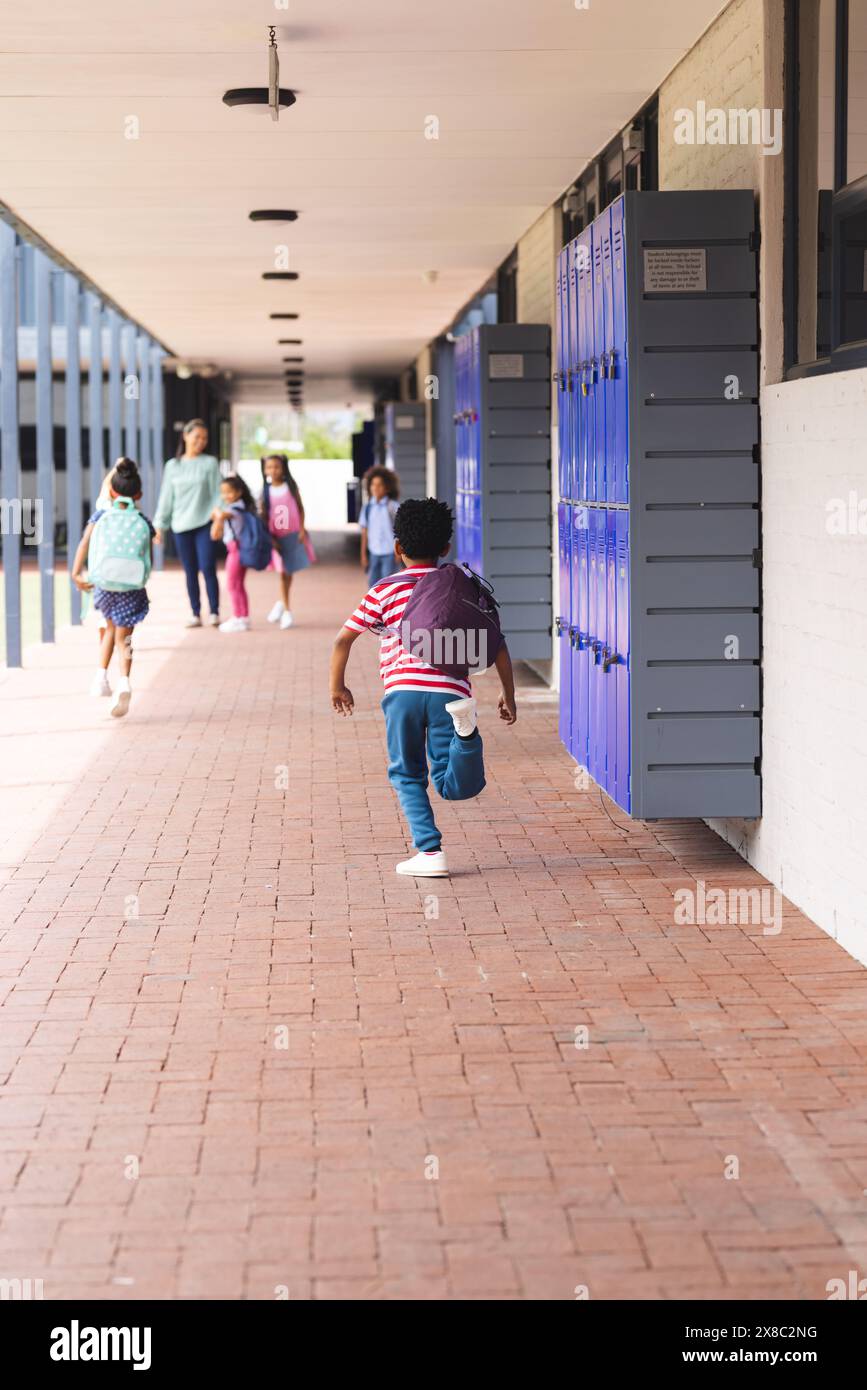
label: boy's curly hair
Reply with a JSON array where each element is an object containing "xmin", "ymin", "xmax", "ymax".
[
  {"xmin": 363, "ymin": 465, "xmax": 400, "ymax": 500},
  {"xmin": 393, "ymin": 497, "xmax": 453, "ymax": 560}
]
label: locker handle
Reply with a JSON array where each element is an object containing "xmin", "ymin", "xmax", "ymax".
[{"xmin": 607, "ymin": 350, "xmax": 616, "ymax": 380}]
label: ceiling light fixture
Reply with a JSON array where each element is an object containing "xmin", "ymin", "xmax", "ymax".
[
  {"xmin": 282, "ymin": 356, "xmax": 304, "ymax": 363},
  {"xmin": 270, "ymin": 313, "xmax": 299, "ymax": 320},
  {"xmin": 222, "ymin": 27, "xmax": 295, "ymax": 120},
  {"xmin": 277, "ymin": 339, "xmax": 302, "ymax": 345},
  {"xmin": 262, "ymin": 271, "xmax": 299, "ymax": 281},
  {"xmin": 249, "ymin": 209, "xmax": 299, "ymax": 222}
]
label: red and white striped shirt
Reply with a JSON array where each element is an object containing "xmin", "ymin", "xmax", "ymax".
[{"xmin": 344, "ymin": 566, "xmax": 472, "ymax": 698}]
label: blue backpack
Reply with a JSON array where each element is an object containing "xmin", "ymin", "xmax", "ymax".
[{"xmin": 237, "ymin": 509, "xmax": 273, "ymax": 570}]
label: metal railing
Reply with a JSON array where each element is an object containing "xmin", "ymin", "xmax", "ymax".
[{"xmin": 0, "ymin": 225, "xmax": 166, "ymax": 665}]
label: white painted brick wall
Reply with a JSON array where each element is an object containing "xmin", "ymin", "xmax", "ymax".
[
  {"xmin": 517, "ymin": 207, "xmax": 557, "ymax": 328},
  {"xmin": 710, "ymin": 370, "xmax": 867, "ymax": 965},
  {"xmin": 659, "ymin": 0, "xmax": 764, "ymax": 193}
]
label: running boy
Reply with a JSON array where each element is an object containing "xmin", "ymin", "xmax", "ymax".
[{"xmin": 330, "ymin": 497, "xmax": 517, "ymax": 877}]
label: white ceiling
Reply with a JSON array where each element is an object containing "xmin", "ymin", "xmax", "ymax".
[{"xmin": 0, "ymin": 0, "xmax": 725, "ymax": 405}]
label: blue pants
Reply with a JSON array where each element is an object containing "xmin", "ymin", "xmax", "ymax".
[
  {"xmin": 173, "ymin": 522, "xmax": 220, "ymax": 617},
  {"xmin": 382, "ymin": 690, "xmax": 485, "ymax": 852},
  {"xmin": 368, "ymin": 552, "xmax": 395, "ymax": 585}
]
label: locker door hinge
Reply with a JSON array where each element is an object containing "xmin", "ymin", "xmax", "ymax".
[
  {"xmin": 753, "ymin": 755, "xmax": 762, "ymax": 776},
  {"xmin": 752, "ymin": 442, "xmax": 761, "ymax": 465},
  {"xmin": 752, "ymin": 548, "xmax": 762, "ymax": 569},
  {"xmin": 749, "ymin": 228, "xmax": 761, "ymax": 252}
]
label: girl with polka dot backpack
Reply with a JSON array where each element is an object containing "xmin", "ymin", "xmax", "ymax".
[{"xmin": 72, "ymin": 457, "xmax": 154, "ymax": 718}]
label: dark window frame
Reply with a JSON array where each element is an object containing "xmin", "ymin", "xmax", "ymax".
[
  {"xmin": 785, "ymin": 0, "xmax": 867, "ymax": 376},
  {"xmin": 496, "ymin": 249, "xmax": 518, "ymax": 323},
  {"xmin": 560, "ymin": 97, "xmax": 658, "ymax": 246}
]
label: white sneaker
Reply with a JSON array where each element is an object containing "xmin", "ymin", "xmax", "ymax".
[
  {"xmin": 110, "ymin": 679, "xmax": 131, "ymax": 718},
  {"xmin": 279, "ymin": 611, "xmax": 294, "ymax": 630},
  {"xmin": 445, "ymin": 697, "xmax": 478, "ymax": 737},
  {"xmin": 396, "ymin": 850, "xmax": 449, "ymax": 878},
  {"xmin": 208, "ymin": 613, "xmax": 220, "ymax": 627},
  {"xmin": 90, "ymin": 671, "xmax": 111, "ymax": 697},
  {"xmin": 267, "ymin": 601, "xmax": 285, "ymax": 624},
  {"xmin": 185, "ymin": 615, "xmax": 202, "ymax": 628},
  {"xmin": 219, "ymin": 617, "xmax": 251, "ymax": 633}
]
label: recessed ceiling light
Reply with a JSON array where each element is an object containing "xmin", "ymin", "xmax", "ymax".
[
  {"xmin": 224, "ymin": 87, "xmax": 295, "ymax": 112},
  {"xmin": 249, "ymin": 209, "xmax": 299, "ymax": 222},
  {"xmin": 282, "ymin": 357, "xmax": 304, "ymax": 363},
  {"xmin": 277, "ymin": 339, "xmax": 303, "ymax": 345},
  {"xmin": 270, "ymin": 313, "xmax": 299, "ymax": 320},
  {"xmin": 263, "ymin": 271, "xmax": 299, "ymax": 281}
]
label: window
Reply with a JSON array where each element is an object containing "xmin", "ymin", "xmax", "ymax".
[
  {"xmin": 560, "ymin": 98, "xmax": 658, "ymax": 247},
  {"xmin": 497, "ymin": 250, "xmax": 517, "ymax": 323},
  {"xmin": 787, "ymin": 0, "xmax": 867, "ymax": 372}
]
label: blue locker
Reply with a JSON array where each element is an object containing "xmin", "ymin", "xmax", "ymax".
[
  {"xmin": 609, "ymin": 198, "xmax": 629, "ymax": 504},
  {"xmin": 569, "ymin": 229, "xmax": 589, "ymax": 505},
  {"xmin": 557, "ymin": 502, "xmax": 572, "ymax": 751},
  {"xmin": 571, "ymin": 505, "xmax": 589, "ymax": 770},
  {"xmin": 587, "ymin": 509, "xmax": 606, "ymax": 786},
  {"xmin": 556, "ymin": 250, "xmax": 569, "ymax": 500},
  {"xmin": 562, "ymin": 250, "xmax": 573, "ymax": 501},
  {"xmin": 556, "ymin": 190, "xmax": 759, "ymax": 818},
  {"xmin": 604, "ymin": 509, "xmax": 618, "ymax": 796},
  {"xmin": 615, "ymin": 510, "xmax": 631, "ymax": 811},
  {"xmin": 591, "ymin": 210, "xmax": 608, "ymax": 503}
]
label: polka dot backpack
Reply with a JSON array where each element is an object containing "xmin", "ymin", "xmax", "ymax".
[{"xmin": 88, "ymin": 499, "xmax": 152, "ymax": 592}]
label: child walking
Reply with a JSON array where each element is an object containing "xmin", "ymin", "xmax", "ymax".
[
  {"xmin": 72, "ymin": 457, "xmax": 153, "ymax": 719},
  {"xmin": 260, "ymin": 454, "xmax": 311, "ymax": 629},
  {"xmin": 210, "ymin": 474, "xmax": 256, "ymax": 633},
  {"xmin": 359, "ymin": 466, "xmax": 400, "ymax": 584},
  {"xmin": 85, "ymin": 464, "xmax": 117, "ymax": 646},
  {"xmin": 330, "ymin": 497, "xmax": 517, "ymax": 877}
]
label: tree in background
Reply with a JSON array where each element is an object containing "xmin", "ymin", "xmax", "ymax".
[{"xmin": 237, "ymin": 408, "xmax": 363, "ymax": 461}]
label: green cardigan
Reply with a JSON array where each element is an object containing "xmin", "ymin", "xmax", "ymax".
[{"xmin": 153, "ymin": 454, "xmax": 222, "ymax": 534}]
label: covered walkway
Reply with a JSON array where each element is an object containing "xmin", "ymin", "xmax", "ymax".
[{"xmin": 1, "ymin": 544, "xmax": 866, "ymax": 1301}]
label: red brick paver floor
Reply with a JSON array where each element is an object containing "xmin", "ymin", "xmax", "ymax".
[{"xmin": 2, "ymin": 535, "xmax": 867, "ymax": 1300}]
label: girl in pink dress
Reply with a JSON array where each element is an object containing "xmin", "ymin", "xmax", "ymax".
[{"xmin": 260, "ymin": 454, "xmax": 313, "ymax": 630}]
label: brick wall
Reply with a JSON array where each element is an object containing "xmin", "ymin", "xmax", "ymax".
[
  {"xmin": 517, "ymin": 206, "xmax": 558, "ymax": 328},
  {"xmin": 710, "ymin": 371, "xmax": 867, "ymax": 966},
  {"xmin": 656, "ymin": 1, "xmax": 867, "ymax": 961},
  {"xmin": 658, "ymin": 0, "xmax": 764, "ymax": 194},
  {"xmin": 658, "ymin": 0, "xmax": 785, "ymax": 384}
]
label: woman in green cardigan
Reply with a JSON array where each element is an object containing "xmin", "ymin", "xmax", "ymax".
[{"xmin": 154, "ymin": 419, "xmax": 223, "ymax": 627}]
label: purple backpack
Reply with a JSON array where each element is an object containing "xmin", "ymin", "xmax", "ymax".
[{"xmin": 397, "ymin": 563, "xmax": 504, "ymax": 677}]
